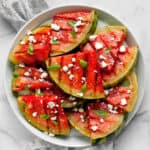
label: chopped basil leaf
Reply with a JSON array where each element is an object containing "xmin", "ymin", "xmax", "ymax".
[
  {"xmin": 71, "ymin": 30, "xmax": 76, "ymax": 38},
  {"xmin": 95, "ymin": 110, "xmax": 109, "ymax": 118},
  {"xmin": 40, "ymin": 114, "xmax": 50, "ymax": 120},
  {"xmin": 51, "ymin": 37, "xmax": 60, "ymax": 45},
  {"xmin": 81, "ymin": 83, "xmax": 87, "ymax": 93},
  {"xmin": 121, "ymin": 79, "xmax": 130, "ymax": 87},
  {"xmin": 27, "ymin": 43, "xmax": 34, "ymax": 55},
  {"xmin": 22, "ymin": 103, "xmax": 27, "ymax": 109},
  {"xmin": 49, "ymin": 64, "xmax": 61, "ymax": 70},
  {"xmin": 13, "ymin": 72, "xmax": 19, "ymax": 78},
  {"xmin": 80, "ymin": 59, "xmax": 88, "ymax": 69},
  {"xmin": 105, "ymin": 48, "xmax": 111, "ymax": 54},
  {"xmin": 68, "ymin": 21, "xmax": 76, "ymax": 27}
]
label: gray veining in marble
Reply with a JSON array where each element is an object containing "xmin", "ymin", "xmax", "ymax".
[{"xmin": 0, "ymin": 0, "xmax": 150, "ymax": 150}]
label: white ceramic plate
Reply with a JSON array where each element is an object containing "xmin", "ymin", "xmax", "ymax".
[{"xmin": 4, "ymin": 5, "xmax": 145, "ymax": 147}]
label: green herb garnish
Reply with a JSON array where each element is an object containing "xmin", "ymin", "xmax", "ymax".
[
  {"xmin": 95, "ymin": 110, "xmax": 109, "ymax": 118},
  {"xmin": 22, "ymin": 103, "xmax": 27, "ymax": 109},
  {"xmin": 81, "ymin": 83, "xmax": 87, "ymax": 93},
  {"xmin": 105, "ymin": 48, "xmax": 111, "ymax": 54},
  {"xmin": 71, "ymin": 30, "xmax": 76, "ymax": 38},
  {"xmin": 50, "ymin": 37, "xmax": 60, "ymax": 45},
  {"xmin": 35, "ymin": 89, "xmax": 42, "ymax": 95},
  {"xmin": 80, "ymin": 59, "xmax": 88, "ymax": 69},
  {"xmin": 121, "ymin": 79, "xmax": 130, "ymax": 87},
  {"xmin": 24, "ymin": 85, "xmax": 30, "ymax": 91},
  {"xmin": 68, "ymin": 21, "xmax": 76, "ymax": 27},
  {"xmin": 27, "ymin": 43, "xmax": 34, "ymax": 55},
  {"xmin": 13, "ymin": 72, "xmax": 19, "ymax": 79},
  {"xmin": 40, "ymin": 114, "xmax": 50, "ymax": 120},
  {"xmin": 49, "ymin": 64, "xmax": 61, "ymax": 70}
]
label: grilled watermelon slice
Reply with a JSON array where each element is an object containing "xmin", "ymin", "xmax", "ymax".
[
  {"xmin": 18, "ymin": 95, "xmax": 70, "ymax": 135},
  {"xmin": 106, "ymin": 71, "xmax": 138, "ymax": 112},
  {"xmin": 87, "ymin": 102, "xmax": 124, "ymax": 140},
  {"xmin": 50, "ymin": 10, "xmax": 98, "ymax": 56},
  {"xmin": 67, "ymin": 101, "xmax": 124, "ymax": 141},
  {"xmin": 46, "ymin": 51, "xmax": 104, "ymax": 99},
  {"xmin": 9, "ymin": 26, "xmax": 51, "ymax": 65}
]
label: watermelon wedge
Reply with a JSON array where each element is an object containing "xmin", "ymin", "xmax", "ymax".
[
  {"xmin": 46, "ymin": 51, "xmax": 105, "ymax": 99},
  {"xmin": 50, "ymin": 10, "xmax": 98, "ymax": 56},
  {"xmin": 18, "ymin": 95, "xmax": 70, "ymax": 135},
  {"xmin": 9, "ymin": 26, "xmax": 51, "ymax": 65},
  {"xmin": 106, "ymin": 71, "xmax": 138, "ymax": 112},
  {"xmin": 67, "ymin": 101, "xmax": 124, "ymax": 141}
]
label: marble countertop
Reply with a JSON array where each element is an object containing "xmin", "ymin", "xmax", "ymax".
[{"xmin": 0, "ymin": 0, "xmax": 150, "ymax": 150}]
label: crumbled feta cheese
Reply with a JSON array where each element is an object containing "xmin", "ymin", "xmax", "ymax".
[
  {"xmin": 77, "ymin": 17, "xmax": 83, "ymax": 20},
  {"xmin": 32, "ymin": 112, "xmax": 37, "ymax": 117},
  {"xmin": 67, "ymin": 71, "xmax": 71, "ymax": 75},
  {"xmin": 27, "ymin": 30, "xmax": 32, "ymax": 35},
  {"xmin": 109, "ymin": 109, "xmax": 118, "ymax": 114},
  {"xmin": 81, "ymin": 77, "xmax": 86, "ymax": 82},
  {"xmin": 74, "ymin": 26, "xmax": 78, "ymax": 32},
  {"xmin": 28, "ymin": 35, "xmax": 36, "ymax": 43},
  {"xmin": 51, "ymin": 116, "xmax": 57, "ymax": 121},
  {"xmin": 48, "ymin": 133, "xmax": 55, "ymax": 137},
  {"xmin": 72, "ymin": 57, "xmax": 76, "ymax": 62},
  {"xmin": 18, "ymin": 64, "xmax": 25, "ymax": 68},
  {"xmin": 80, "ymin": 115, "xmax": 84, "ymax": 119},
  {"xmin": 38, "ymin": 68, "xmax": 44, "ymax": 72},
  {"xmin": 89, "ymin": 35, "xmax": 97, "ymax": 41},
  {"xmin": 56, "ymin": 104, "xmax": 59, "ymax": 107},
  {"xmin": 39, "ymin": 79, "xmax": 44, "ymax": 82},
  {"xmin": 68, "ymin": 63, "xmax": 74, "ymax": 68},
  {"xmin": 119, "ymin": 45, "xmax": 126, "ymax": 53},
  {"xmin": 100, "ymin": 61, "xmax": 108, "ymax": 68},
  {"xmin": 120, "ymin": 98, "xmax": 127, "ymax": 106},
  {"xmin": 90, "ymin": 125, "xmax": 98, "ymax": 131},
  {"xmin": 40, "ymin": 72, "xmax": 48, "ymax": 79},
  {"xmin": 77, "ymin": 92, "xmax": 84, "ymax": 97},
  {"xmin": 69, "ymin": 96, "xmax": 76, "ymax": 101},
  {"xmin": 75, "ymin": 20, "xmax": 84, "ymax": 27},
  {"xmin": 99, "ymin": 55, "xmax": 106, "ymax": 60},
  {"xmin": 61, "ymin": 99, "xmax": 64, "ymax": 103},
  {"xmin": 62, "ymin": 66, "xmax": 68, "ymax": 72},
  {"xmin": 51, "ymin": 23, "xmax": 60, "ymax": 31},
  {"xmin": 104, "ymin": 90, "xmax": 109, "ymax": 95},
  {"xmin": 95, "ymin": 42, "xmax": 104, "ymax": 50},
  {"xmin": 47, "ymin": 102, "xmax": 56, "ymax": 108},
  {"xmin": 127, "ymin": 89, "xmax": 131, "ymax": 94},
  {"xmin": 78, "ymin": 108, "xmax": 84, "ymax": 113},
  {"xmin": 100, "ymin": 118, "xmax": 104, "ymax": 123},
  {"xmin": 36, "ymin": 89, "xmax": 41, "ymax": 95},
  {"xmin": 20, "ymin": 40, "xmax": 26, "ymax": 45},
  {"xmin": 54, "ymin": 110, "xmax": 58, "ymax": 114},
  {"xmin": 93, "ymin": 70, "xmax": 98, "ymax": 73},
  {"xmin": 73, "ymin": 102, "xmax": 77, "ymax": 105},
  {"xmin": 114, "ymin": 106, "xmax": 118, "ymax": 110},
  {"xmin": 48, "ymin": 32, "xmax": 50, "ymax": 35},
  {"xmin": 69, "ymin": 74, "xmax": 74, "ymax": 80},
  {"xmin": 24, "ymin": 71, "xmax": 30, "ymax": 76},
  {"xmin": 107, "ymin": 104, "xmax": 113, "ymax": 110}
]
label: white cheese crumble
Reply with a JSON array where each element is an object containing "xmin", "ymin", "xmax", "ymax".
[
  {"xmin": 127, "ymin": 89, "xmax": 131, "ymax": 94},
  {"xmin": 73, "ymin": 102, "xmax": 77, "ymax": 105},
  {"xmin": 32, "ymin": 112, "xmax": 37, "ymax": 117},
  {"xmin": 47, "ymin": 102, "xmax": 56, "ymax": 108},
  {"xmin": 39, "ymin": 79, "xmax": 44, "ymax": 82},
  {"xmin": 99, "ymin": 55, "xmax": 106, "ymax": 60},
  {"xmin": 72, "ymin": 57, "xmax": 76, "ymax": 62},
  {"xmin": 28, "ymin": 35, "xmax": 36, "ymax": 43},
  {"xmin": 81, "ymin": 77, "xmax": 86, "ymax": 82},
  {"xmin": 69, "ymin": 96, "xmax": 76, "ymax": 101},
  {"xmin": 61, "ymin": 99, "xmax": 64, "ymax": 103},
  {"xmin": 90, "ymin": 125, "xmax": 98, "ymax": 131},
  {"xmin": 75, "ymin": 20, "xmax": 84, "ymax": 27},
  {"xmin": 67, "ymin": 71, "xmax": 71, "ymax": 75},
  {"xmin": 119, "ymin": 45, "xmax": 126, "ymax": 53},
  {"xmin": 38, "ymin": 68, "xmax": 44, "ymax": 72},
  {"xmin": 68, "ymin": 63, "xmax": 74, "ymax": 68},
  {"xmin": 77, "ymin": 17, "xmax": 83, "ymax": 21},
  {"xmin": 18, "ymin": 64, "xmax": 25, "ymax": 68},
  {"xmin": 54, "ymin": 110, "xmax": 58, "ymax": 114},
  {"xmin": 27, "ymin": 30, "xmax": 32, "ymax": 35},
  {"xmin": 20, "ymin": 40, "xmax": 26, "ymax": 45},
  {"xmin": 51, "ymin": 23, "xmax": 60, "ymax": 31},
  {"xmin": 100, "ymin": 118, "xmax": 104, "ymax": 123},
  {"xmin": 69, "ymin": 74, "xmax": 74, "ymax": 80},
  {"xmin": 24, "ymin": 71, "xmax": 30, "ymax": 76},
  {"xmin": 62, "ymin": 66, "xmax": 68, "ymax": 72},
  {"xmin": 40, "ymin": 72, "xmax": 48, "ymax": 79},
  {"xmin": 77, "ymin": 92, "xmax": 84, "ymax": 97},
  {"xmin": 89, "ymin": 35, "xmax": 97, "ymax": 41},
  {"xmin": 104, "ymin": 89, "xmax": 109, "ymax": 95},
  {"xmin": 78, "ymin": 108, "xmax": 84, "ymax": 113},
  {"xmin": 95, "ymin": 42, "xmax": 104, "ymax": 50},
  {"xmin": 73, "ymin": 108, "xmax": 78, "ymax": 112},
  {"xmin": 107, "ymin": 104, "xmax": 113, "ymax": 110},
  {"xmin": 100, "ymin": 61, "xmax": 108, "ymax": 68},
  {"xmin": 51, "ymin": 116, "xmax": 57, "ymax": 121},
  {"xmin": 120, "ymin": 98, "xmax": 127, "ymax": 106}
]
